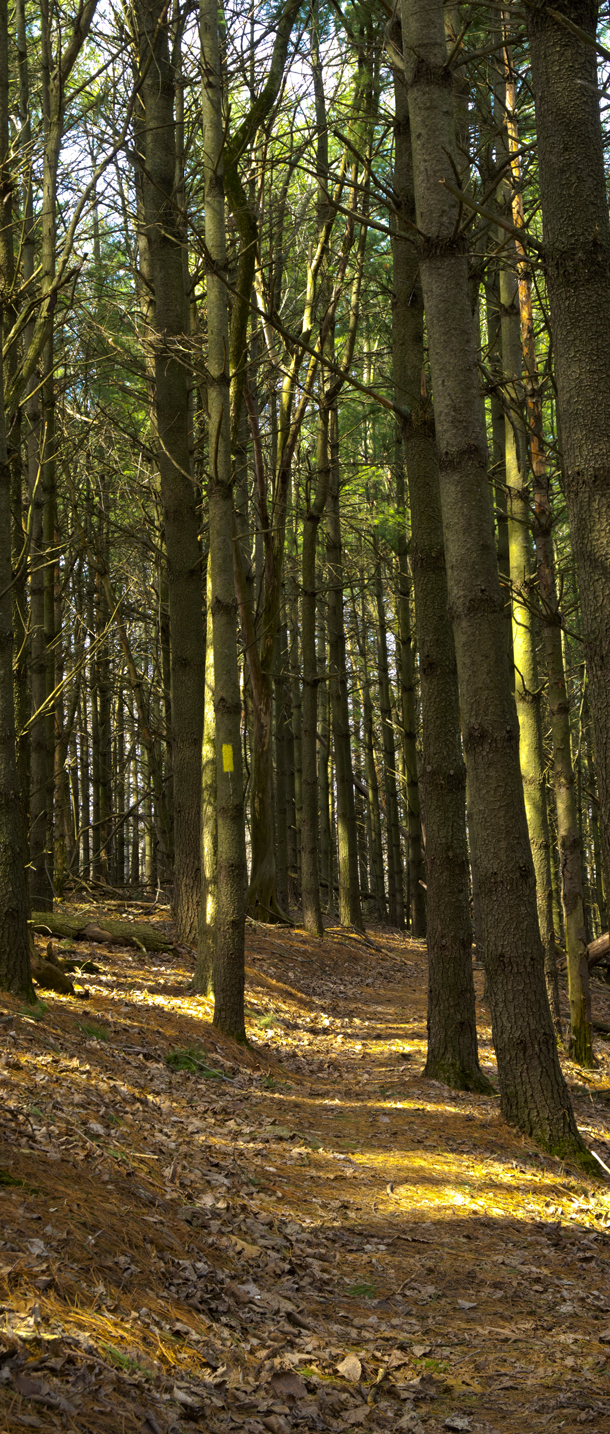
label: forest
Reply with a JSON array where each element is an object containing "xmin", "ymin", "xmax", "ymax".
[
  {"xmin": 4, "ymin": 0, "xmax": 610, "ymax": 1428},
  {"xmin": 1, "ymin": 0, "xmax": 610, "ymax": 1160}
]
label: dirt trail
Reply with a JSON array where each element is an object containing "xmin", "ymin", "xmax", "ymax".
[{"xmin": 1, "ymin": 909, "xmax": 610, "ymax": 1432}]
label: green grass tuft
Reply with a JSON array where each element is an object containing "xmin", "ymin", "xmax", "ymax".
[
  {"xmin": 346, "ymin": 1280, "xmax": 376, "ymax": 1298},
  {"xmin": 166, "ymin": 1046, "xmax": 225, "ymax": 1079},
  {"xmin": 79, "ymin": 1021, "xmax": 109, "ymax": 1041},
  {"xmin": 20, "ymin": 1001, "xmax": 48, "ymax": 1022}
]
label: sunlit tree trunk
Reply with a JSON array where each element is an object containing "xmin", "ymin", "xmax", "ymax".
[
  {"xmin": 500, "ymin": 253, "xmax": 561, "ymax": 1036},
  {"xmin": 194, "ymin": 564, "xmax": 217, "ymax": 995},
  {"xmin": 200, "ymin": 0, "xmax": 247, "ymax": 1038}
]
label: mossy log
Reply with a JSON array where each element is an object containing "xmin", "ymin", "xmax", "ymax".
[{"xmin": 30, "ymin": 910, "xmax": 179, "ymax": 954}]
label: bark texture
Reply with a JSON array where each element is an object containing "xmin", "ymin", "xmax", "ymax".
[
  {"xmin": 401, "ymin": 0, "xmax": 584, "ymax": 1155},
  {"xmin": 508, "ymin": 15, "xmax": 595, "ymax": 1061},
  {"xmin": 527, "ymin": 0, "xmax": 610, "ymax": 911},
  {"xmin": 392, "ymin": 59, "xmax": 483, "ymax": 1089},
  {"xmin": 201, "ymin": 0, "xmax": 247, "ymax": 1040},
  {"xmin": 136, "ymin": 0, "xmax": 205, "ymax": 945},
  {"xmin": 500, "ymin": 253, "xmax": 561, "ymax": 1037}
]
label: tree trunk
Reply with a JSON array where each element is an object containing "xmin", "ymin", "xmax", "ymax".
[
  {"xmin": 79, "ymin": 686, "xmax": 90, "ymax": 881},
  {"xmin": 317, "ymin": 582, "xmax": 334, "ymax": 918},
  {"xmin": 585, "ymin": 695, "xmax": 606, "ymax": 934},
  {"xmin": 375, "ymin": 561, "xmax": 404, "ymax": 929},
  {"xmin": 359, "ymin": 614, "xmax": 387, "ymax": 925},
  {"xmin": 116, "ymin": 685, "xmax": 125, "ymax": 886},
  {"xmin": 527, "ymin": 0, "xmax": 610, "ymax": 915},
  {"xmin": 484, "ymin": 268, "xmax": 512, "ymax": 662},
  {"xmin": 391, "ymin": 54, "xmax": 483, "ymax": 1085},
  {"xmin": 503, "ymin": 38, "xmax": 592, "ymax": 1061},
  {"xmin": 301, "ymin": 394, "xmax": 329, "ymax": 935},
  {"xmin": 0, "ymin": 0, "xmax": 33, "ymax": 997},
  {"xmin": 395, "ymin": 443, "xmax": 425, "ymax": 936},
  {"xmin": 20, "ymin": 0, "xmax": 45, "ymax": 890},
  {"xmin": 500, "ymin": 252, "xmax": 562, "ymax": 1038},
  {"xmin": 290, "ymin": 572, "xmax": 303, "ymax": 903},
  {"xmin": 275, "ymin": 616, "xmax": 291, "ymax": 916},
  {"xmin": 401, "ymin": 0, "xmax": 585, "ymax": 1155},
  {"xmin": 327, "ymin": 423, "xmax": 364, "ymax": 933},
  {"xmin": 194, "ymin": 563, "xmax": 217, "ymax": 994},
  {"xmin": 201, "ymin": 0, "xmax": 247, "ymax": 1039},
  {"xmin": 136, "ymin": 0, "xmax": 205, "ymax": 946}
]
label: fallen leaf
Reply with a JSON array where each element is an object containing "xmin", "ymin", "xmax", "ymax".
[
  {"xmin": 173, "ymin": 1385, "xmax": 204, "ymax": 1409},
  {"xmin": 262, "ymin": 1417, "xmax": 291, "ymax": 1434},
  {"xmin": 25, "ymin": 1240, "xmax": 48, "ymax": 1258},
  {"xmin": 387, "ymin": 1350, "xmax": 410, "ymax": 1369},
  {"xmin": 141, "ymin": 1414, "xmax": 164, "ymax": 1434},
  {"xmin": 270, "ymin": 1371, "xmax": 308, "ymax": 1399},
  {"xmin": 341, "ymin": 1406, "xmax": 370, "ymax": 1425},
  {"xmin": 230, "ymin": 1236, "xmax": 261, "ymax": 1259},
  {"xmin": 336, "ymin": 1354, "xmax": 362, "ymax": 1382},
  {"xmin": 13, "ymin": 1376, "xmax": 50, "ymax": 1398},
  {"xmin": 397, "ymin": 1413, "xmax": 422, "ymax": 1432},
  {"xmin": 412, "ymin": 1345, "xmax": 431, "ymax": 1357},
  {"xmin": 444, "ymin": 1418, "xmax": 471, "ymax": 1432}
]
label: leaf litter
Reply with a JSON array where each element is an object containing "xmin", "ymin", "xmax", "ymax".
[{"xmin": 1, "ymin": 905, "xmax": 610, "ymax": 1430}]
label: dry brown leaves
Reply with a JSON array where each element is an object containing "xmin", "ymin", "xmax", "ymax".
[{"xmin": 0, "ymin": 905, "xmax": 610, "ymax": 1432}]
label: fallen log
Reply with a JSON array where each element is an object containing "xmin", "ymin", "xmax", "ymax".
[
  {"xmin": 588, "ymin": 932, "xmax": 610, "ymax": 968},
  {"xmin": 30, "ymin": 910, "xmax": 179, "ymax": 954}
]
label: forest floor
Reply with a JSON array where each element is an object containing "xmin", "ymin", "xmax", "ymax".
[{"xmin": 2, "ymin": 909, "xmax": 610, "ymax": 1433}]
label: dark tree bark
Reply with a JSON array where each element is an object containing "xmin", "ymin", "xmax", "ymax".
[
  {"xmin": 401, "ymin": 0, "xmax": 586, "ymax": 1156},
  {"xmin": 374, "ymin": 560, "xmax": 404, "ymax": 928},
  {"xmin": 136, "ymin": 0, "xmax": 205, "ymax": 945},
  {"xmin": 391, "ymin": 55, "xmax": 485, "ymax": 1088},
  {"xmin": 526, "ymin": 0, "xmax": 610, "ymax": 913},
  {"xmin": 201, "ymin": 0, "xmax": 247, "ymax": 1039},
  {"xmin": 0, "ymin": 0, "xmax": 32, "ymax": 998}
]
